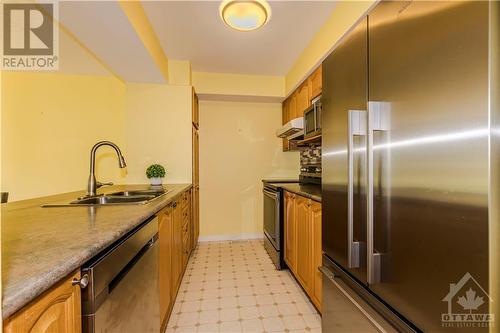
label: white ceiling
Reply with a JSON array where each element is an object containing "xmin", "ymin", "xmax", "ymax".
[
  {"xmin": 59, "ymin": 1, "xmax": 165, "ymax": 83},
  {"xmin": 142, "ymin": 1, "xmax": 337, "ymax": 76}
]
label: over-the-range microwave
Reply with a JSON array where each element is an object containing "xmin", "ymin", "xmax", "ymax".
[{"xmin": 303, "ymin": 95, "xmax": 322, "ymax": 139}]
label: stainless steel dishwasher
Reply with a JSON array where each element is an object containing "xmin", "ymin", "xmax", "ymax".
[{"xmin": 81, "ymin": 216, "xmax": 159, "ymax": 333}]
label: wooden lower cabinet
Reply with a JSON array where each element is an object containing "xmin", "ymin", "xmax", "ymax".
[
  {"xmin": 284, "ymin": 192, "xmax": 297, "ymax": 273},
  {"xmin": 4, "ymin": 270, "xmax": 82, "ymax": 333},
  {"xmin": 296, "ymin": 196, "xmax": 313, "ymax": 294},
  {"xmin": 159, "ymin": 189, "xmax": 193, "ymax": 330},
  {"xmin": 159, "ymin": 205, "xmax": 174, "ymax": 330},
  {"xmin": 311, "ymin": 201, "xmax": 322, "ymax": 311},
  {"xmin": 283, "ymin": 191, "xmax": 322, "ymax": 312}
]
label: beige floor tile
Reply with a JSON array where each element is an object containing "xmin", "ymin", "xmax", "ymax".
[
  {"xmin": 258, "ymin": 304, "xmax": 279, "ymax": 318},
  {"xmin": 241, "ymin": 319, "xmax": 264, "ymax": 333},
  {"xmin": 166, "ymin": 240, "xmax": 321, "ymax": 332},
  {"xmin": 262, "ymin": 317, "xmax": 285, "ymax": 332},
  {"xmin": 199, "ymin": 310, "xmax": 219, "ymax": 324},
  {"xmin": 177, "ymin": 312, "xmax": 199, "ymax": 327},
  {"xmin": 303, "ymin": 313, "xmax": 321, "ymax": 328},
  {"xmin": 239, "ymin": 306, "xmax": 260, "ymax": 320},
  {"xmin": 282, "ymin": 315, "xmax": 308, "ymax": 330},
  {"xmin": 181, "ymin": 300, "xmax": 201, "ymax": 313},
  {"xmin": 277, "ymin": 303, "xmax": 299, "ymax": 316},
  {"xmin": 219, "ymin": 307, "xmax": 240, "ymax": 322},
  {"xmin": 219, "ymin": 320, "xmax": 242, "ymax": 333},
  {"xmin": 196, "ymin": 323, "xmax": 218, "ymax": 333}
]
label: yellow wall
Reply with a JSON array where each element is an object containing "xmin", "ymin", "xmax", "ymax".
[
  {"xmin": 192, "ymin": 71, "xmax": 284, "ymax": 99},
  {"xmin": 285, "ymin": 0, "xmax": 376, "ymax": 94},
  {"xmin": 1, "ymin": 72, "xmax": 126, "ymax": 201},
  {"xmin": 199, "ymin": 100, "xmax": 299, "ymax": 240},
  {"xmin": 124, "ymin": 83, "xmax": 192, "ymax": 184}
]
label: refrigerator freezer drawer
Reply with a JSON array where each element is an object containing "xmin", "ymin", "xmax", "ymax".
[{"xmin": 321, "ymin": 264, "xmax": 396, "ymax": 333}]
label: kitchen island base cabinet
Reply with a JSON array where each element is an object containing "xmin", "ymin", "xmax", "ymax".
[
  {"xmin": 4, "ymin": 270, "xmax": 82, "ymax": 333},
  {"xmin": 159, "ymin": 188, "xmax": 193, "ymax": 331},
  {"xmin": 284, "ymin": 191, "xmax": 322, "ymax": 312}
]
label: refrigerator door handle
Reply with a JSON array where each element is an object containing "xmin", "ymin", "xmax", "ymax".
[
  {"xmin": 347, "ymin": 110, "xmax": 367, "ymax": 268},
  {"xmin": 367, "ymin": 101, "xmax": 390, "ymax": 284}
]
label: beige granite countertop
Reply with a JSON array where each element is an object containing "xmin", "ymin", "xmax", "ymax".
[{"xmin": 1, "ymin": 184, "xmax": 191, "ymax": 319}]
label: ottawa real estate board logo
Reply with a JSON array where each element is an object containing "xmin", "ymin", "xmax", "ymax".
[
  {"xmin": 442, "ymin": 272, "xmax": 494, "ymax": 329},
  {"xmin": 1, "ymin": 1, "xmax": 58, "ymax": 70}
]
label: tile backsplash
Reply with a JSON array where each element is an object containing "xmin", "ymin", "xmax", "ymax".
[{"xmin": 300, "ymin": 145, "xmax": 322, "ymax": 167}]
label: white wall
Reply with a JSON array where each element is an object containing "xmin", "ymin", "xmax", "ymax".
[
  {"xmin": 199, "ymin": 100, "xmax": 299, "ymax": 240},
  {"xmin": 124, "ymin": 83, "xmax": 192, "ymax": 184}
]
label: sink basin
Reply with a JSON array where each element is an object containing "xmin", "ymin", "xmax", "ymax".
[
  {"xmin": 69, "ymin": 195, "xmax": 155, "ymax": 205},
  {"xmin": 42, "ymin": 188, "xmax": 171, "ymax": 207},
  {"xmin": 109, "ymin": 189, "xmax": 170, "ymax": 197}
]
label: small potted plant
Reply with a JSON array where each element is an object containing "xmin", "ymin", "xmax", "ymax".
[{"xmin": 146, "ymin": 164, "xmax": 166, "ymax": 186}]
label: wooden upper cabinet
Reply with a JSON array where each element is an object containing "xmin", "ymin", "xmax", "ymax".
[
  {"xmin": 295, "ymin": 81, "xmax": 310, "ymax": 118},
  {"xmin": 309, "ymin": 65, "xmax": 323, "ymax": 100},
  {"xmin": 284, "ymin": 191, "xmax": 297, "ymax": 273},
  {"xmin": 289, "ymin": 92, "xmax": 298, "ymax": 120},
  {"xmin": 311, "ymin": 201, "xmax": 322, "ymax": 311},
  {"xmin": 282, "ymin": 97, "xmax": 291, "ymax": 125},
  {"xmin": 4, "ymin": 270, "xmax": 82, "ymax": 333},
  {"xmin": 296, "ymin": 197, "xmax": 313, "ymax": 294},
  {"xmin": 192, "ymin": 88, "xmax": 199, "ymax": 129}
]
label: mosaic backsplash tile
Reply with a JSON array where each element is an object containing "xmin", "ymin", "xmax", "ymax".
[{"xmin": 300, "ymin": 145, "xmax": 322, "ymax": 167}]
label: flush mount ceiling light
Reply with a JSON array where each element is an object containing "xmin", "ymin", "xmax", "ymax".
[{"xmin": 219, "ymin": 0, "xmax": 271, "ymax": 32}]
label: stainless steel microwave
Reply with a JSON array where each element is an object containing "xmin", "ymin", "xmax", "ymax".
[{"xmin": 303, "ymin": 95, "xmax": 322, "ymax": 139}]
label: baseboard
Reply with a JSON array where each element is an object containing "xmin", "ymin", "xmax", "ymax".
[{"xmin": 198, "ymin": 233, "xmax": 264, "ymax": 242}]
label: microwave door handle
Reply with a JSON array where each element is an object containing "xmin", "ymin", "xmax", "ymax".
[{"xmin": 347, "ymin": 110, "xmax": 367, "ymax": 269}]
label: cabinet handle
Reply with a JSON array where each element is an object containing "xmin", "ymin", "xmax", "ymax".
[
  {"xmin": 173, "ymin": 201, "xmax": 177, "ymax": 208},
  {"xmin": 72, "ymin": 274, "xmax": 89, "ymax": 289}
]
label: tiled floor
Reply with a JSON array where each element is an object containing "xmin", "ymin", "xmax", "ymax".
[{"xmin": 166, "ymin": 240, "xmax": 322, "ymax": 333}]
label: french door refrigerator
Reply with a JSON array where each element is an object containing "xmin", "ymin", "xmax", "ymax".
[{"xmin": 321, "ymin": 1, "xmax": 494, "ymax": 332}]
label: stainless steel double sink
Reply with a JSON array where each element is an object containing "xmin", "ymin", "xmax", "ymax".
[{"xmin": 42, "ymin": 189, "xmax": 171, "ymax": 207}]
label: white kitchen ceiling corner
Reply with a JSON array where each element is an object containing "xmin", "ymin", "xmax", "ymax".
[
  {"xmin": 142, "ymin": 1, "xmax": 337, "ymax": 76},
  {"xmin": 57, "ymin": 1, "xmax": 337, "ymax": 82}
]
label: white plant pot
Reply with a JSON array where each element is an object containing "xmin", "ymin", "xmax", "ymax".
[{"xmin": 150, "ymin": 177, "xmax": 163, "ymax": 186}]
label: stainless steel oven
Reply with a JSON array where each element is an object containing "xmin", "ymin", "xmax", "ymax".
[
  {"xmin": 303, "ymin": 95, "xmax": 322, "ymax": 139},
  {"xmin": 263, "ymin": 184, "xmax": 283, "ymax": 269}
]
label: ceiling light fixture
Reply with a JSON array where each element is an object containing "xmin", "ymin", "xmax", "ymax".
[{"xmin": 219, "ymin": 0, "xmax": 271, "ymax": 32}]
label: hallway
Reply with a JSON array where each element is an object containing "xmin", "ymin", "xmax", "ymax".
[{"xmin": 166, "ymin": 240, "xmax": 321, "ymax": 333}]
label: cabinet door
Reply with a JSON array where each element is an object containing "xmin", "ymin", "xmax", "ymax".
[
  {"xmin": 289, "ymin": 92, "xmax": 297, "ymax": 120},
  {"xmin": 4, "ymin": 270, "xmax": 81, "ymax": 333},
  {"xmin": 192, "ymin": 185, "xmax": 200, "ymax": 250},
  {"xmin": 159, "ymin": 206, "xmax": 173, "ymax": 329},
  {"xmin": 284, "ymin": 192, "xmax": 297, "ymax": 273},
  {"xmin": 192, "ymin": 127, "xmax": 199, "ymax": 185},
  {"xmin": 309, "ymin": 65, "xmax": 323, "ymax": 100},
  {"xmin": 310, "ymin": 201, "xmax": 322, "ymax": 311},
  {"xmin": 172, "ymin": 201, "xmax": 183, "ymax": 294},
  {"xmin": 192, "ymin": 88, "xmax": 199, "ymax": 128},
  {"xmin": 296, "ymin": 197, "xmax": 313, "ymax": 293},
  {"xmin": 295, "ymin": 81, "xmax": 310, "ymax": 118}
]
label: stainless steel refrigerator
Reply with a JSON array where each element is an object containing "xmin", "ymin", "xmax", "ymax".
[{"xmin": 321, "ymin": 1, "xmax": 496, "ymax": 332}]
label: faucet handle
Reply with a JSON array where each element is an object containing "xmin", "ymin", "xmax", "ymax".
[{"xmin": 96, "ymin": 181, "xmax": 113, "ymax": 189}]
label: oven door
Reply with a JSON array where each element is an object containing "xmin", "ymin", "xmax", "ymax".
[{"xmin": 263, "ymin": 187, "xmax": 280, "ymax": 250}]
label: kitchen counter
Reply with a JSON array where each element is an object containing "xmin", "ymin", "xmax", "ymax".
[
  {"xmin": 274, "ymin": 183, "xmax": 322, "ymax": 202},
  {"xmin": 1, "ymin": 183, "xmax": 191, "ymax": 319}
]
